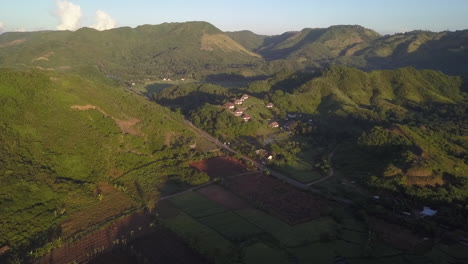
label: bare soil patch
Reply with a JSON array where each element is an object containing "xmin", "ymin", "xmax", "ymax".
[
  {"xmin": 190, "ymin": 156, "xmax": 247, "ymax": 177},
  {"xmin": 115, "ymin": 118, "xmax": 141, "ymax": 136},
  {"xmin": 404, "ymin": 176, "xmax": 444, "ymax": 186},
  {"xmin": 196, "ymin": 184, "xmax": 251, "ymax": 210},
  {"xmin": 369, "ymin": 217, "xmax": 430, "ymax": 252},
  {"xmin": 109, "ymin": 168, "xmax": 124, "ymax": 179},
  {"xmin": 224, "ymin": 173, "xmax": 329, "ymax": 224},
  {"xmin": 35, "ymin": 212, "xmax": 152, "ymax": 264},
  {"xmin": 0, "ymin": 38, "xmax": 26, "ymax": 48},
  {"xmin": 32, "ymin": 51, "xmax": 55, "ymax": 62},
  {"xmin": 70, "ymin": 105, "xmax": 142, "ymax": 136},
  {"xmin": 126, "ymin": 227, "xmax": 209, "ymax": 264}
]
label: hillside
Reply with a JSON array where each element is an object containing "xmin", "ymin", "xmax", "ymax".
[
  {"xmin": 0, "ymin": 68, "xmax": 213, "ymax": 257},
  {"xmin": 244, "ymin": 67, "xmax": 467, "ymax": 203},
  {"xmin": 1, "ymin": 22, "xmax": 467, "ymax": 82},
  {"xmin": 228, "ymin": 26, "xmax": 468, "ymax": 77},
  {"xmin": 0, "ymin": 21, "xmax": 264, "ymax": 82},
  {"xmin": 154, "ymin": 66, "xmax": 467, "ymax": 205},
  {"xmin": 225, "ymin": 30, "xmax": 267, "ymax": 51},
  {"xmin": 256, "ymin": 25, "xmax": 381, "ymax": 61}
]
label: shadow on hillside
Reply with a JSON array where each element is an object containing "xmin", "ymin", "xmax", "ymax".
[
  {"xmin": 271, "ymin": 71, "xmax": 320, "ymax": 93},
  {"xmin": 363, "ymin": 32, "xmax": 468, "ymax": 77},
  {"xmin": 258, "ymin": 29, "xmax": 327, "ymax": 60},
  {"xmin": 153, "ymin": 91, "xmax": 228, "ymax": 114},
  {"xmin": 204, "ymin": 73, "xmax": 268, "ymax": 89},
  {"xmin": 145, "ymin": 83, "xmax": 173, "ymax": 94}
]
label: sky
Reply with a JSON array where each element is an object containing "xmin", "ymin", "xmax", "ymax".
[{"xmin": 0, "ymin": 0, "xmax": 467, "ymax": 35}]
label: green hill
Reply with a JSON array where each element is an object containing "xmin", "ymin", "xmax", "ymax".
[
  {"xmin": 0, "ymin": 68, "xmax": 212, "ymax": 257},
  {"xmin": 256, "ymin": 25, "xmax": 381, "ymax": 61},
  {"xmin": 226, "ymin": 30, "xmax": 267, "ymax": 51},
  {"xmin": 242, "ymin": 66, "xmax": 467, "ymax": 203},
  {"xmin": 2, "ymin": 22, "xmax": 467, "ymax": 81},
  {"xmin": 229, "ymin": 25, "xmax": 468, "ymax": 77},
  {"xmin": 0, "ymin": 21, "xmax": 263, "ymax": 82}
]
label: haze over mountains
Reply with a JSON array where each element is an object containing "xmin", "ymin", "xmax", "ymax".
[{"xmin": 1, "ymin": 21, "xmax": 467, "ymax": 81}]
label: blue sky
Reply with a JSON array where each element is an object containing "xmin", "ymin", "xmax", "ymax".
[{"xmin": 1, "ymin": 0, "xmax": 467, "ymax": 35}]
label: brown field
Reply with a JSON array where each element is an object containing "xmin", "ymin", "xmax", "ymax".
[
  {"xmin": 35, "ymin": 213, "xmax": 152, "ymax": 264},
  {"xmin": 196, "ymin": 184, "xmax": 251, "ymax": 210},
  {"xmin": 155, "ymin": 200, "xmax": 181, "ymax": 219},
  {"xmin": 90, "ymin": 227, "xmax": 208, "ymax": 264},
  {"xmin": 60, "ymin": 183, "xmax": 138, "ymax": 239},
  {"xmin": 189, "ymin": 156, "xmax": 247, "ymax": 177},
  {"xmin": 126, "ymin": 227, "xmax": 208, "ymax": 264},
  {"xmin": 404, "ymin": 176, "xmax": 444, "ymax": 186},
  {"xmin": 224, "ymin": 173, "xmax": 329, "ymax": 224},
  {"xmin": 369, "ymin": 218, "xmax": 430, "ymax": 251}
]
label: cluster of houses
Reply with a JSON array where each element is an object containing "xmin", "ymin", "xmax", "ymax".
[
  {"xmin": 223, "ymin": 94, "xmax": 278, "ymax": 124},
  {"xmin": 223, "ymin": 94, "xmax": 252, "ymax": 122}
]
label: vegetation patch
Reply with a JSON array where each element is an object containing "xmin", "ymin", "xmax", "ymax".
[
  {"xmin": 198, "ymin": 211, "xmax": 264, "ymax": 241},
  {"xmin": 169, "ymin": 191, "xmax": 227, "ymax": 218}
]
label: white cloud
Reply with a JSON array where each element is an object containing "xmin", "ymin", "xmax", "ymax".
[
  {"xmin": 91, "ymin": 10, "xmax": 116, "ymax": 31},
  {"xmin": 55, "ymin": 0, "xmax": 82, "ymax": 31},
  {"xmin": 0, "ymin": 22, "xmax": 5, "ymax": 34}
]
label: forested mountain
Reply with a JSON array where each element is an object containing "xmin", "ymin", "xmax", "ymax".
[
  {"xmin": 228, "ymin": 26, "xmax": 468, "ymax": 77},
  {"xmin": 0, "ymin": 21, "xmax": 263, "ymax": 81},
  {"xmin": 1, "ymin": 22, "xmax": 467, "ymax": 82}
]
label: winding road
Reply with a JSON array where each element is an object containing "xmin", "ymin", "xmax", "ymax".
[{"xmin": 184, "ymin": 120, "xmax": 355, "ymax": 205}]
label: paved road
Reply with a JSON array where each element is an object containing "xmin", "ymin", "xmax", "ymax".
[
  {"xmin": 184, "ymin": 120, "xmax": 309, "ymax": 190},
  {"xmin": 307, "ymin": 151, "xmax": 335, "ymax": 186},
  {"xmin": 185, "ymin": 120, "xmax": 355, "ymax": 205}
]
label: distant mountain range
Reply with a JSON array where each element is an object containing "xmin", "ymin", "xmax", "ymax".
[
  {"xmin": 1, "ymin": 21, "xmax": 467, "ymax": 81},
  {"xmin": 227, "ymin": 25, "xmax": 468, "ymax": 77}
]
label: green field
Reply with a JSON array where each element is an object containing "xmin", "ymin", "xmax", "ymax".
[
  {"xmin": 161, "ymin": 211, "xmax": 237, "ymax": 264},
  {"xmin": 242, "ymin": 243, "xmax": 289, "ymax": 264},
  {"xmin": 169, "ymin": 191, "xmax": 227, "ymax": 218},
  {"xmin": 159, "ymin": 185, "xmax": 466, "ymax": 264},
  {"xmin": 198, "ymin": 211, "xmax": 264, "ymax": 241},
  {"xmin": 276, "ymin": 162, "xmax": 324, "ymax": 183},
  {"xmin": 236, "ymin": 209, "xmax": 339, "ymax": 247}
]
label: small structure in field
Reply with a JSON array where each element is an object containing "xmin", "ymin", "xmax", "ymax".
[
  {"xmin": 269, "ymin": 121, "xmax": 279, "ymax": 128},
  {"xmin": 241, "ymin": 94, "xmax": 249, "ymax": 101},
  {"xmin": 234, "ymin": 109, "xmax": 243, "ymax": 116},
  {"xmin": 223, "ymin": 102, "xmax": 235, "ymax": 109},
  {"xmin": 242, "ymin": 114, "xmax": 251, "ymax": 122},
  {"xmin": 255, "ymin": 149, "xmax": 273, "ymax": 160},
  {"xmin": 0, "ymin": 245, "xmax": 10, "ymax": 256},
  {"xmin": 420, "ymin": 207, "xmax": 437, "ymax": 217},
  {"xmin": 234, "ymin": 99, "xmax": 243, "ymax": 105},
  {"xmin": 266, "ymin": 103, "xmax": 274, "ymax": 108}
]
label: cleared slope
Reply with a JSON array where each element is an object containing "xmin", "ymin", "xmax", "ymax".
[{"xmin": 0, "ymin": 21, "xmax": 264, "ymax": 80}]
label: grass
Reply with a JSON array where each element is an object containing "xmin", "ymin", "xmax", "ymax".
[
  {"xmin": 288, "ymin": 243, "xmax": 337, "ymax": 264},
  {"xmin": 236, "ymin": 209, "xmax": 338, "ymax": 247},
  {"xmin": 242, "ymin": 243, "xmax": 289, "ymax": 264},
  {"xmin": 198, "ymin": 211, "xmax": 264, "ymax": 241},
  {"xmin": 276, "ymin": 161, "xmax": 324, "ymax": 183},
  {"xmin": 339, "ymin": 229, "xmax": 368, "ymax": 244},
  {"xmin": 169, "ymin": 191, "xmax": 227, "ymax": 218},
  {"xmin": 0, "ymin": 68, "xmax": 205, "ymax": 254},
  {"xmin": 161, "ymin": 211, "xmax": 237, "ymax": 264}
]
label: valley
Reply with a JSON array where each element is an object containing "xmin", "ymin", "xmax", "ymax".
[{"xmin": 0, "ymin": 19, "xmax": 467, "ymax": 264}]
